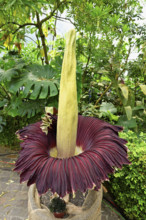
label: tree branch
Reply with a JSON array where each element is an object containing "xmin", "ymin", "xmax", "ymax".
[
  {"xmin": 0, "ymin": 21, "xmax": 37, "ymax": 36},
  {"xmin": 95, "ymin": 83, "xmax": 112, "ymax": 106},
  {"xmin": 82, "ymin": 33, "xmax": 92, "ymax": 89},
  {"xmin": 119, "ymin": 44, "xmax": 132, "ymax": 76},
  {"xmin": 36, "ymin": 33, "xmax": 44, "ymax": 65},
  {"xmin": 51, "ymin": 11, "xmax": 58, "ymax": 51},
  {"xmin": 40, "ymin": 0, "xmax": 68, "ymax": 25},
  {"xmin": 36, "ymin": 12, "xmax": 49, "ymax": 65},
  {"xmin": 12, "ymin": 23, "xmax": 37, "ymax": 35},
  {"xmin": 55, "ymin": 16, "xmax": 75, "ymax": 26},
  {"xmin": 94, "ymin": 46, "xmax": 131, "ymax": 107}
]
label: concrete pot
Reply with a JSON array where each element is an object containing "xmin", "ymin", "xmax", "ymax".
[{"xmin": 28, "ymin": 184, "xmax": 103, "ymax": 220}]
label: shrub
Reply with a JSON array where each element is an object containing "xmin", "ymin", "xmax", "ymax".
[
  {"xmin": 49, "ymin": 197, "xmax": 66, "ymax": 213},
  {"xmin": 0, "ymin": 114, "xmax": 42, "ymax": 149},
  {"xmin": 108, "ymin": 130, "xmax": 146, "ymax": 220}
]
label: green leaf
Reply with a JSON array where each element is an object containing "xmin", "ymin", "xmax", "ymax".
[
  {"xmin": 0, "ymin": 116, "xmax": 6, "ymax": 126},
  {"xmin": 0, "ymin": 125, "xmax": 4, "ymax": 132},
  {"xmin": 6, "ymin": 0, "xmax": 16, "ymax": 8},
  {"xmin": 119, "ymin": 84, "xmax": 129, "ymax": 100},
  {"xmin": 139, "ymin": 84, "xmax": 146, "ymax": 95},
  {"xmin": 29, "ymin": 83, "xmax": 42, "ymax": 100},
  {"xmin": 22, "ymin": 84, "xmax": 33, "ymax": 98},
  {"xmin": 6, "ymin": 96, "xmax": 45, "ymax": 118},
  {"xmin": 125, "ymin": 106, "xmax": 132, "ymax": 120},
  {"xmin": 117, "ymin": 116, "xmax": 137, "ymax": 129},
  {"xmin": 0, "ymin": 99, "xmax": 8, "ymax": 107},
  {"xmin": 100, "ymin": 102, "xmax": 117, "ymax": 114},
  {"xmin": 9, "ymin": 64, "xmax": 59, "ymax": 99},
  {"xmin": 133, "ymin": 105, "xmax": 144, "ymax": 111},
  {"xmin": 0, "ymin": 68, "xmax": 18, "ymax": 82},
  {"xmin": 0, "ymin": 59, "xmax": 26, "ymax": 82},
  {"xmin": 49, "ymin": 82, "xmax": 58, "ymax": 97},
  {"xmin": 39, "ymin": 83, "xmax": 49, "ymax": 99}
]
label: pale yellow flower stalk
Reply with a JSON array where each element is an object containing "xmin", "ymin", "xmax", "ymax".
[{"xmin": 57, "ymin": 29, "xmax": 78, "ymax": 158}]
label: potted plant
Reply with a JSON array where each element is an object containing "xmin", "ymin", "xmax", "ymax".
[
  {"xmin": 48, "ymin": 197, "xmax": 66, "ymax": 218},
  {"xmin": 14, "ymin": 29, "xmax": 130, "ymax": 220}
]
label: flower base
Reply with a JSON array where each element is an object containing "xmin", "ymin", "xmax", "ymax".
[{"xmin": 28, "ymin": 184, "xmax": 103, "ymax": 220}]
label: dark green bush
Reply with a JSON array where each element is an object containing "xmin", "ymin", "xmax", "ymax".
[
  {"xmin": 0, "ymin": 114, "xmax": 42, "ymax": 149},
  {"xmin": 49, "ymin": 197, "xmax": 66, "ymax": 213},
  {"xmin": 109, "ymin": 130, "xmax": 146, "ymax": 220}
]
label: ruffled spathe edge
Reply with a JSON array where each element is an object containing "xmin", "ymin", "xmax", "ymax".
[{"xmin": 14, "ymin": 115, "xmax": 130, "ymax": 197}]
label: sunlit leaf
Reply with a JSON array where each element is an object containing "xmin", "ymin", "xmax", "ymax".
[
  {"xmin": 124, "ymin": 106, "xmax": 132, "ymax": 120},
  {"xmin": 42, "ymin": 24, "xmax": 48, "ymax": 37},
  {"xmin": 139, "ymin": 84, "xmax": 146, "ymax": 95},
  {"xmin": 100, "ymin": 102, "xmax": 117, "ymax": 114},
  {"xmin": 40, "ymin": 48, "xmax": 45, "ymax": 57},
  {"xmin": 4, "ymin": 34, "xmax": 13, "ymax": 49},
  {"xmin": 119, "ymin": 84, "xmax": 129, "ymax": 100}
]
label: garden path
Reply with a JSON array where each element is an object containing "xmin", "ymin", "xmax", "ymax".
[{"xmin": 0, "ymin": 146, "xmax": 124, "ymax": 220}]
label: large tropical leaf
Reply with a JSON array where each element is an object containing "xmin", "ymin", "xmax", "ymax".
[
  {"xmin": 0, "ymin": 68, "xmax": 18, "ymax": 82},
  {"xmin": 5, "ymin": 96, "xmax": 45, "ymax": 118},
  {"xmin": 9, "ymin": 64, "xmax": 59, "ymax": 100},
  {"xmin": 100, "ymin": 102, "xmax": 117, "ymax": 114},
  {"xmin": 0, "ymin": 58, "xmax": 26, "ymax": 82}
]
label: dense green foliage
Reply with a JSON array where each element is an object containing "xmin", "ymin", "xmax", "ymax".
[
  {"xmin": 49, "ymin": 197, "xmax": 66, "ymax": 213},
  {"xmin": 109, "ymin": 130, "xmax": 146, "ymax": 220},
  {"xmin": 0, "ymin": 0, "xmax": 145, "ymax": 126},
  {"xmin": 0, "ymin": 114, "xmax": 42, "ymax": 148},
  {"xmin": 0, "ymin": 53, "xmax": 59, "ymax": 141}
]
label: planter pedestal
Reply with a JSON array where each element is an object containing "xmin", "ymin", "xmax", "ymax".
[{"xmin": 28, "ymin": 184, "xmax": 103, "ymax": 220}]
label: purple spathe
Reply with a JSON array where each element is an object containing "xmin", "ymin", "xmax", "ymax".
[{"xmin": 14, "ymin": 115, "xmax": 130, "ymax": 197}]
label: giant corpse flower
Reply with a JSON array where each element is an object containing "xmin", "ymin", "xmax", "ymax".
[{"xmin": 14, "ymin": 30, "xmax": 130, "ymax": 198}]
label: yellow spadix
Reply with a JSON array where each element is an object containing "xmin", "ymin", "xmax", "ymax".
[{"xmin": 57, "ymin": 29, "xmax": 78, "ymax": 158}]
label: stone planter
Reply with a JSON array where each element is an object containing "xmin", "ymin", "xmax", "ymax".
[{"xmin": 28, "ymin": 184, "xmax": 103, "ymax": 220}]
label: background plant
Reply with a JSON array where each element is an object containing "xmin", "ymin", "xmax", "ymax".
[
  {"xmin": 108, "ymin": 130, "xmax": 146, "ymax": 220},
  {"xmin": 49, "ymin": 197, "xmax": 66, "ymax": 213},
  {"xmin": 0, "ymin": 0, "xmax": 145, "ymax": 127}
]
